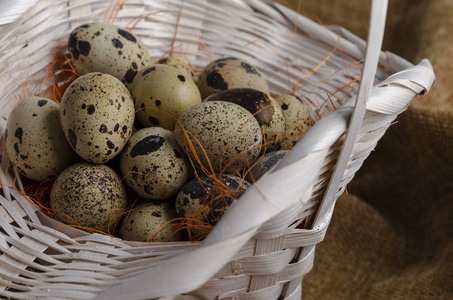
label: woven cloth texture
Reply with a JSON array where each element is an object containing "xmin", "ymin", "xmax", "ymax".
[{"xmin": 275, "ymin": 0, "xmax": 453, "ymax": 299}]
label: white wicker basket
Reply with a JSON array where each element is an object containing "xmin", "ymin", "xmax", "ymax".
[{"xmin": 0, "ymin": 0, "xmax": 435, "ymax": 299}]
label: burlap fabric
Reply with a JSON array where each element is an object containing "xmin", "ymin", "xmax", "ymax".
[{"xmin": 274, "ymin": 0, "xmax": 452, "ymax": 299}]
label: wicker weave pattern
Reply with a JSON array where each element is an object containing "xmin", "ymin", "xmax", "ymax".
[{"xmin": 0, "ymin": 0, "xmax": 434, "ymax": 299}]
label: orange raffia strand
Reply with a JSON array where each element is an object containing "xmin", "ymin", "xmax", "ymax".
[
  {"xmin": 166, "ymin": 14, "xmax": 217, "ymax": 60},
  {"xmin": 220, "ymin": 131, "xmax": 269, "ymax": 176},
  {"xmin": 179, "ymin": 127, "xmax": 217, "ymax": 178},
  {"xmin": 310, "ymin": 56, "xmax": 363, "ymax": 121},
  {"xmin": 145, "ymin": 218, "xmax": 180, "ymax": 242},
  {"xmin": 327, "ymin": 93, "xmax": 337, "ymax": 111},
  {"xmin": 126, "ymin": 5, "xmax": 217, "ymax": 63},
  {"xmin": 244, "ymin": 39, "xmax": 291, "ymax": 93},
  {"xmin": 170, "ymin": 9, "xmax": 181, "ymax": 57},
  {"xmin": 291, "ymin": 45, "xmax": 337, "ymax": 95},
  {"xmin": 330, "ymin": 76, "xmax": 360, "ymax": 100},
  {"xmin": 11, "ymin": 157, "xmax": 39, "ymax": 188},
  {"xmin": 22, "ymin": 179, "xmax": 54, "ymax": 215},
  {"xmin": 0, "ymin": 74, "xmax": 19, "ymax": 103},
  {"xmin": 102, "ymin": 0, "xmax": 126, "ymax": 24},
  {"xmin": 111, "ymin": 197, "xmax": 140, "ymax": 236},
  {"xmin": 290, "ymin": 16, "xmax": 363, "ymax": 121},
  {"xmin": 51, "ymin": 56, "xmax": 79, "ymax": 103},
  {"xmin": 315, "ymin": 15, "xmax": 360, "ymax": 105},
  {"xmin": 128, "ymin": 9, "xmax": 180, "ymax": 30},
  {"xmin": 107, "ymin": 181, "xmax": 131, "ymax": 235},
  {"xmin": 127, "ymin": 9, "xmax": 180, "ymax": 59}
]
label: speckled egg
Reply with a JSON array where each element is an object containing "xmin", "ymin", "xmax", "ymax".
[
  {"xmin": 246, "ymin": 150, "xmax": 289, "ymax": 182},
  {"xmin": 131, "ymin": 64, "xmax": 202, "ymax": 131},
  {"xmin": 174, "ymin": 101, "xmax": 262, "ymax": 174},
  {"xmin": 156, "ymin": 56, "xmax": 196, "ymax": 80},
  {"xmin": 5, "ymin": 96, "xmax": 80, "ymax": 181},
  {"xmin": 50, "ymin": 162, "xmax": 128, "ymax": 233},
  {"xmin": 120, "ymin": 201, "xmax": 182, "ymax": 242},
  {"xmin": 120, "ymin": 127, "xmax": 189, "ymax": 200},
  {"xmin": 60, "ymin": 72, "xmax": 135, "ymax": 164},
  {"xmin": 206, "ymin": 88, "xmax": 286, "ymax": 152},
  {"xmin": 68, "ymin": 23, "xmax": 151, "ymax": 87},
  {"xmin": 274, "ymin": 94, "xmax": 313, "ymax": 150},
  {"xmin": 175, "ymin": 174, "xmax": 250, "ymax": 240},
  {"xmin": 196, "ymin": 56, "xmax": 270, "ymax": 99}
]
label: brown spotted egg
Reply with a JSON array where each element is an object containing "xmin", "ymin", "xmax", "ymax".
[
  {"xmin": 6, "ymin": 96, "xmax": 80, "ymax": 181},
  {"xmin": 274, "ymin": 94, "xmax": 312, "ymax": 150},
  {"xmin": 174, "ymin": 101, "xmax": 262, "ymax": 174},
  {"xmin": 156, "ymin": 56, "xmax": 196, "ymax": 81},
  {"xmin": 206, "ymin": 88, "xmax": 286, "ymax": 152},
  {"xmin": 196, "ymin": 56, "xmax": 270, "ymax": 99},
  {"xmin": 246, "ymin": 150, "xmax": 289, "ymax": 182},
  {"xmin": 120, "ymin": 201, "xmax": 182, "ymax": 242},
  {"xmin": 120, "ymin": 127, "xmax": 189, "ymax": 200},
  {"xmin": 131, "ymin": 64, "xmax": 201, "ymax": 131},
  {"xmin": 68, "ymin": 23, "xmax": 151, "ymax": 87},
  {"xmin": 60, "ymin": 72, "xmax": 135, "ymax": 164},
  {"xmin": 50, "ymin": 162, "xmax": 128, "ymax": 233},
  {"xmin": 175, "ymin": 174, "xmax": 250, "ymax": 240}
]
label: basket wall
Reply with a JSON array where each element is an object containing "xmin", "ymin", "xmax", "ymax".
[{"xmin": 0, "ymin": 0, "xmax": 434, "ymax": 299}]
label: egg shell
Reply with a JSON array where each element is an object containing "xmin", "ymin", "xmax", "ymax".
[
  {"xmin": 5, "ymin": 96, "xmax": 80, "ymax": 181},
  {"xmin": 156, "ymin": 56, "xmax": 196, "ymax": 80},
  {"xmin": 120, "ymin": 127, "xmax": 189, "ymax": 200},
  {"xmin": 50, "ymin": 162, "xmax": 128, "ymax": 233},
  {"xmin": 60, "ymin": 72, "xmax": 135, "ymax": 164},
  {"xmin": 175, "ymin": 101, "xmax": 262, "ymax": 174},
  {"xmin": 175, "ymin": 174, "xmax": 250, "ymax": 240},
  {"xmin": 206, "ymin": 88, "xmax": 286, "ymax": 152},
  {"xmin": 246, "ymin": 150, "xmax": 289, "ymax": 182},
  {"xmin": 120, "ymin": 201, "xmax": 182, "ymax": 242},
  {"xmin": 68, "ymin": 23, "xmax": 151, "ymax": 87},
  {"xmin": 131, "ymin": 64, "xmax": 202, "ymax": 130},
  {"xmin": 274, "ymin": 94, "xmax": 313, "ymax": 150},
  {"xmin": 196, "ymin": 56, "xmax": 270, "ymax": 99}
]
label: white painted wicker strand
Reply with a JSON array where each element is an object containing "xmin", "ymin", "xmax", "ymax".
[{"xmin": 0, "ymin": 0, "xmax": 434, "ymax": 299}]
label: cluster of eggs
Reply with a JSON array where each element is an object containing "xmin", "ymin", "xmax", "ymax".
[{"xmin": 6, "ymin": 23, "xmax": 312, "ymax": 242}]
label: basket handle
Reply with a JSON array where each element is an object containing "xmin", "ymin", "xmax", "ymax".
[{"xmin": 311, "ymin": 0, "xmax": 389, "ymax": 229}]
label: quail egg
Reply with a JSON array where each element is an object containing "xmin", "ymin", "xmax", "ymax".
[
  {"xmin": 206, "ymin": 88, "xmax": 286, "ymax": 152},
  {"xmin": 156, "ymin": 56, "xmax": 196, "ymax": 80},
  {"xmin": 245, "ymin": 150, "xmax": 289, "ymax": 182},
  {"xmin": 5, "ymin": 96, "xmax": 80, "ymax": 181},
  {"xmin": 60, "ymin": 72, "xmax": 135, "ymax": 164},
  {"xmin": 120, "ymin": 201, "xmax": 182, "ymax": 242},
  {"xmin": 131, "ymin": 64, "xmax": 202, "ymax": 130},
  {"xmin": 274, "ymin": 94, "xmax": 312, "ymax": 150},
  {"xmin": 175, "ymin": 174, "xmax": 250, "ymax": 240},
  {"xmin": 174, "ymin": 101, "xmax": 262, "ymax": 174},
  {"xmin": 50, "ymin": 162, "xmax": 128, "ymax": 233},
  {"xmin": 196, "ymin": 56, "xmax": 270, "ymax": 99},
  {"xmin": 68, "ymin": 23, "xmax": 151, "ymax": 87},
  {"xmin": 120, "ymin": 126, "xmax": 190, "ymax": 200}
]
